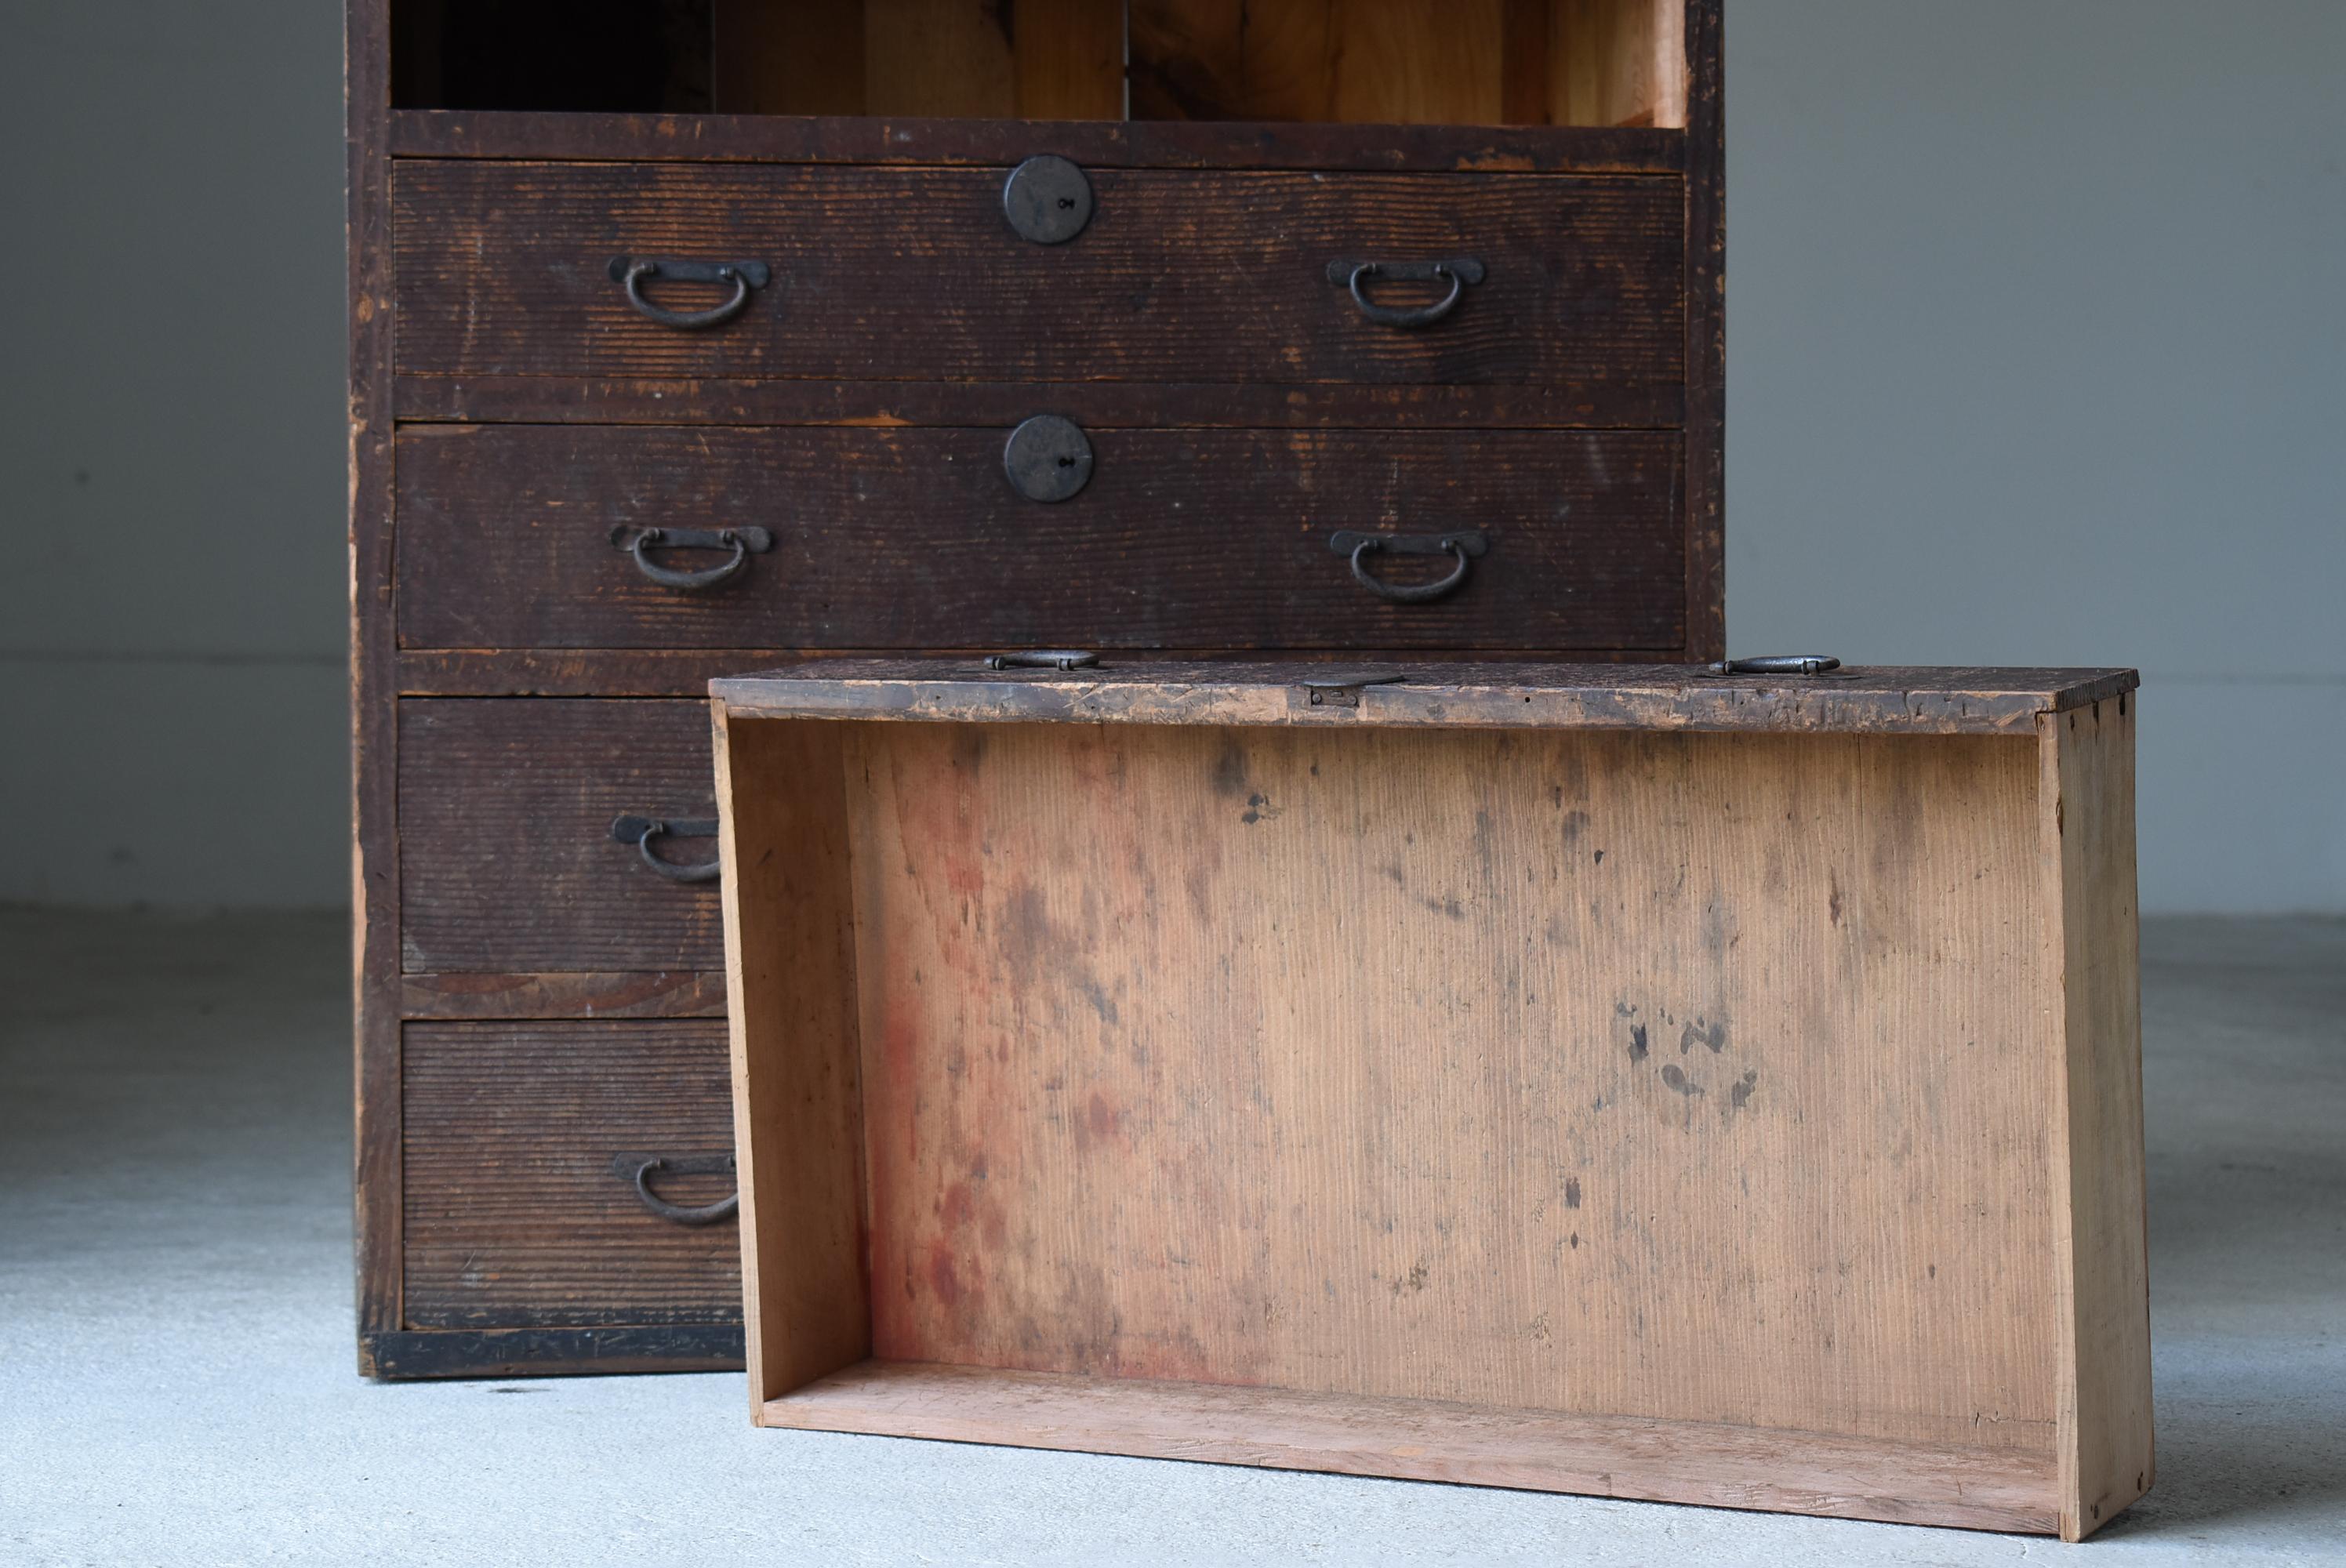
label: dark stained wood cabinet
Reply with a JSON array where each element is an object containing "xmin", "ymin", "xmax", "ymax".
[{"xmin": 353, "ymin": 0, "xmax": 1727, "ymax": 1377}]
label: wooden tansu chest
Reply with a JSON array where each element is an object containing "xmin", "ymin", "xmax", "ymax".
[
  {"xmin": 711, "ymin": 662, "xmax": 2152, "ymax": 1540},
  {"xmin": 354, "ymin": 1, "xmax": 1726, "ymax": 1377}
]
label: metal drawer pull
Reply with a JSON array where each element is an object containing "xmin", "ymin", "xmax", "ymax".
[
  {"xmin": 1326, "ymin": 258, "xmax": 1486, "ymax": 328},
  {"xmin": 606, "ymin": 256, "xmax": 771, "ymax": 329},
  {"xmin": 1706, "ymin": 655, "xmax": 1843, "ymax": 676},
  {"xmin": 984, "ymin": 650, "xmax": 1099, "ymax": 670},
  {"xmin": 609, "ymin": 524, "xmax": 774, "ymax": 592},
  {"xmin": 1330, "ymin": 529, "xmax": 1488, "ymax": 604},
  {"xmin": 610, "ymin": 815, "xmax": 721, "ymax": 883},
  {"xmin": 609, "ymin": 1152, "xmax": 738, "ymax": 1225}
]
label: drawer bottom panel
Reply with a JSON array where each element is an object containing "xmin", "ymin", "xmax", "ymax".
[{"xmin": 401, "ymin": 1020, "xmax": 740, "ymax": 1330}]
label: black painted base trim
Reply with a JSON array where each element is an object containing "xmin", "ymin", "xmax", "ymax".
[{"xmin": 361, "ymin": 1325, "xmax": 746, "ymax": 1381}]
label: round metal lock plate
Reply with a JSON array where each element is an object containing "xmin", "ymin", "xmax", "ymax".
[
  {"xmin": 1003, "ymin": 155, "xmax": 1093, "ymax": 245},
  {"xmin": 1004, "ymin": 416, "xmax": 1094, "ymax": 503}
]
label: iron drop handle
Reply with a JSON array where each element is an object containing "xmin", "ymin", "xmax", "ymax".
[
  {"xmin": 1330, "ymin": 529, "xmax": 1489, "ymax": 604},
  {"xmin": 610, "ymin": 815, "xmax": 721, "ymax": 884},
  {"xmin": 608, "ymin": 1152, "xmax": 738, "ymax": 1225},
  {"xmin": 606, "ymin": 256, "xmax": 771, "ymax": 329},
  {"xmin": 609, "ymin": 524, "xmax": 774, "ymax": 592},
  {"xmin": 1326, "ymin": 258, "xmax": 1486, "ymax": 328},
  {"xmin": 1706, "ymin": 655, "xmax": 1843, "ymax": 676}
]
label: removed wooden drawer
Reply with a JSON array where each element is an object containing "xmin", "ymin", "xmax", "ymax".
[
  {"xmin": 391, "ymin": 159, "xmax": 1684, "ymax": 390},
  {"xmin": 395, "ymin": 424, "xmax": 1685, "ymax": 654},
  {"xmin": 398, "ymin": 699, "xmax": 722, "ymax": 974},
  {"xmin": 401, "ymin": 1019, "xmax": 739, "ymax": 1330}
]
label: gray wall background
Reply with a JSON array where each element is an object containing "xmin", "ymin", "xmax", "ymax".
[{"xmin": 2, "ymin": 2, "xmax": 2338, "ymax": 913}]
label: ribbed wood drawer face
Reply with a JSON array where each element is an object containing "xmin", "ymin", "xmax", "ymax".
[
  {"xmin": 390, "ymin": 160, "xmax": 1684, "ymax": 389},
  {"xmin": 401, "ymin": 1020, "xmax": 738, "ymax": 1329},
  {"xmin": 398, "ymin": 700, "xmax": 721, "ymax": 974},
  {"xmin": 394, "ymin": 424, "xmax": 1685, "ymax": 653}
]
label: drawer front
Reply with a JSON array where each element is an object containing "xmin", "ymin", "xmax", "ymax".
[
  {"xmin": 401, "ymin": 1021, "xmax": 739, "ymax": 1329},
  {"xmin": 396, "ymin": 425, "xmax": 1685, "ymax": 652},
  {"xmin": 392, "ymin": 160, "xmax": 1683, "ymax": 388},
  {"xmin": 399, "ymin": 700, "xmax": 721, "ymax": 973}
]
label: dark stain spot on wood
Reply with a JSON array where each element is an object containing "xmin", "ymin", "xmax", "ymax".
[
  {"xmin": 1391, "ymin": 1258, "xmax": 1431, "ymax": 1296},
  {"xmin": 1084, "ymin": 1090, "xmax": 1122, "ymax": 1142},
  {"xmin": 1659, "ymin": 1063, "xmax": 1702, "ymax": 1096},
  {"xmin": 1592, "ymin": 849, "xmax": 1605, "ymax": 865},
  {"xmin": 1680, "ymin": 1018, "xmax": 1727, "ymax": 1054},
  {"xmin": 1560, "ymin": 808, "xmax": 1590, "ymax": 843},
  {"xmin": 1564, "ymin": 1178, "xmax": 1582, "ymax": 1208},
  {"xmin": 1211, "ymin": 741, "xmax": 1248, "ymax": 798},
  {"xmin": 1002, "ymin": 884, "xmax": 1051, "ymax": 968},
  {"xmin": 1728, "ymin": 1068, "xmax": 1758, "ymax": 1112},
  {"xmin": 950, "ymin": 729, "xmax": 987, "ymax": 771},
  {"xmin": 1075, "ymin": 974, "xmax": 1120, "ymax": 1027},
  {"xmin": 1615, "ymin": 1001, "xmax": 1636, "ymax": 1017},
  {"xmin": 1629, "ymin": 1023, "xmax": 1649, "ymax": 1061},
  {"xmin": 1422, "ymin": 895, "xmax": 1465, "ymax": 920},
  {"xmin": 928, "ymin": 1243, "xmax": 964, "ymax": 1308},
  {"xmin": 1828, "ymin": 870, "xmax": 1843, "ymax": 926},
  {"xmin": 1929, "ymin": 1263, "xmax": 1937, "ymax": 1279},
  {"xmin": 1569, "ymin": 1232, "xmax": 1580, "ymax": 1249}
]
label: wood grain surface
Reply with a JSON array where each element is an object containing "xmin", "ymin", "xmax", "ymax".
[
  {"xmin": 836, "ymin": 721, "xmax": 2061, "ymax": 1456},
  {"xmin": 398, "ymin": 700, "xmax": 723, "ymax": 973},
  {"xmin": 394, "ymin": 424, "xmax": 1684, "ymax": 653},
  {"xmin": 2043, "ymin": 695, "xmax": 2153, "ymax": 1539},
  {"xmin": 401, "ymin": 1020, "xmax": 739, "ymax": 1328},
  {"xmin": 392, "ymin": 161, "xmax": 1683, "ymax": 387},
  {"xmin": 761, "ymin": 1359, "xmax": 2060, "ymax": 1533}
]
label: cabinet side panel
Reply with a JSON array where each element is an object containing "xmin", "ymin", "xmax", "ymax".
[
  {"xmin": 717, "ymin": 710, "xmax": 871, "ymax": 1409},
  {"xmin": 1680, "ymin": 0, "xmax": 1723, "ymax": 659},
  {"xmin": 350, "ymin": 0, "xmax": 404, "ymax": 1371},
  {"xmin": 2043, "ymin": 698, "xmax": 2152, "ymax": 1539}
]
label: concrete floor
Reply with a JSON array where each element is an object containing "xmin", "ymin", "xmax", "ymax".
[{"xmin": 2, "ymin": 909, "xmax": 2340, "ymax": 1566}]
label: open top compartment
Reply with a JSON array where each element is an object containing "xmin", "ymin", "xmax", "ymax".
[
  {"xmin": 390, "ymin": 1, "xmax": 1691, "ymax": 129},
  {"xmin": 709, "ymin": 660, "xmax": 2150, "ymax": 1541}
]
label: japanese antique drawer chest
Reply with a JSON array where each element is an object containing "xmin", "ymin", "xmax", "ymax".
[
  {"xmin": 351, "ymin": 0, "xmax": 1726, "ymax": 1378},
  {"xmin": 712, "ymin": 661, "xmax": 2151, "ymax": 1539}
]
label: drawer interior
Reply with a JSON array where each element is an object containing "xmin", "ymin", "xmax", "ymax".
[
  {"xmin": 716, "ymin": 704, "xmax": 2087, "ymax": 1527},
  {"xmin": 390, "ymin": 1, "xmax": 1689, "ymax": 130}
]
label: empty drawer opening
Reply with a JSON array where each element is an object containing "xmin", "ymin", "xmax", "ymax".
[{"xmin": 390, "ymin": 1, "xmax": 1693, "ymax": 130}]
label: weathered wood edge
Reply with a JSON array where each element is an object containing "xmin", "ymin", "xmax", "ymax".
[
  {"xmin": 394, "ymin": 648, "xmax": 1676, "ymax": 698},
  {"xmin": 387, "ymin": 110, "xmax": 1687, "ymax": 173},
  {"xmin": 709, "ymin": 666, "xmax": 2141, "ymax": 735},
  {"xmin": 2038, "ymin": 697, "xmax": 2155, "ymax": 1541},
  {"xmin": 362, "ymin": 1325, "xmax": 744, "ymax": 1380},
  {"xmin": 757, "ymin": 1359, "xmax": 2061, "ymax": 1535},
  {"xmin": 390, "ymin": 376, "xmax": 1689, "ymax": 431},
  {"xmin": 398, "ymin": 970, "xmax": 728, "ymax": 1020},
  {"xmin": 1681, "ymin": 0, "xmax": 1725, "ymax": 662},
  {"xmin": 349, "ymin": 0, "xmax": 405, "ymax": 1378}
]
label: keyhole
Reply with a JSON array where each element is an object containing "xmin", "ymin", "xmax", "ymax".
[
  {"xmin": 1057, "ymin": 456, "xmax": 1075, "ymax": 466},
  {"xmin": 1057, "ymin": 196, "xmax": 1076, "ymax": 209}
]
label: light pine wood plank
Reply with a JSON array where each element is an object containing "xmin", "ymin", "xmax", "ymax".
[
  {"xmin": 761, "ymin": 1359, "xmax": 2061, "ymax": 1533},
  {"xmin": 714, "ymin": 704, "xmax": 870, "ymax": 1409},
  {"xmin": 2040, "ymin": 695, "xmax": 2153, "ymax": 1541},
  {"xmin": 841, "ymin": 721, "xmax": 2062, "ymax": 1456}
]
